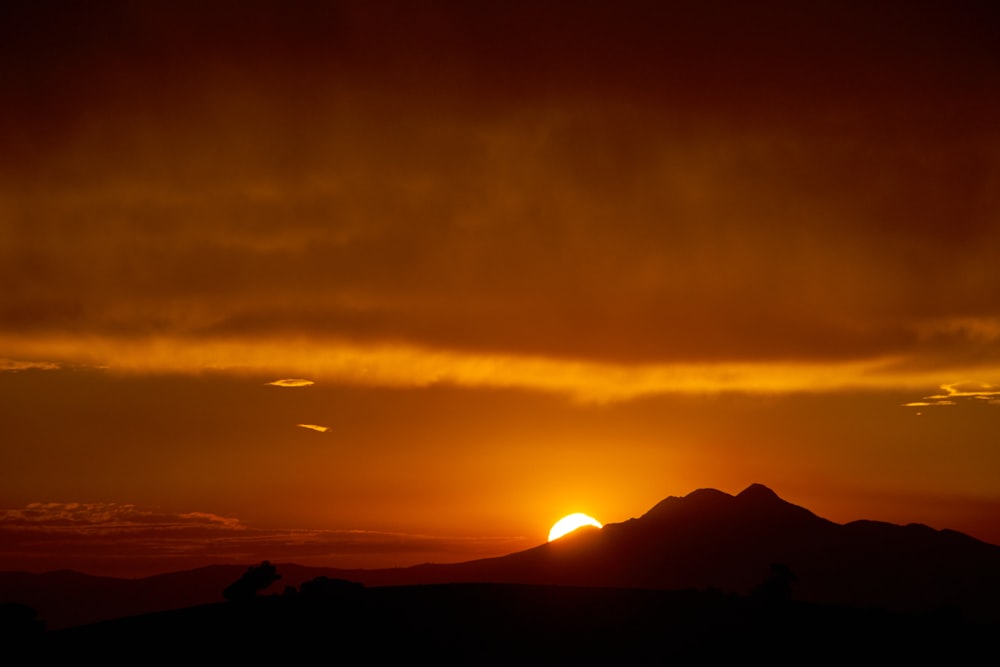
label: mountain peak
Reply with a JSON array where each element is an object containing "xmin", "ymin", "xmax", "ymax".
[
  {"xmin": 639, "ymin": 487, "xmax": 731, "ymax": 522},
  {"xmin": 685, "ymin": 487, "xmax": 733, "ymax": 501},
  {"xmin": 736, "ymin": 483, "xmax": 780, "ymax": 501},
  {"xmin": 636, "ymin": 483, "xmax": 828, "ymax": 529}
]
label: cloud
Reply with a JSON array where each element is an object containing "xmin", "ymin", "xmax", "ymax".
[
  {"xmin": 267, "ymin": 379, "xmax": 315, "ymax": 387},
  {"xmin": 0, "ymin": 502, "xmax": 244, "ymax": 534},
  {"xmin": 904, "ymin": 382, "xmax": 1000, "ymax": 408},
  {"xmin": 0, "ymin": 501, "xmax": 530, "ymax": 575},
  {"xmin": 1, "ymin": 3, "xmax": 997, "ymax": 400},
  {"xmin": 5, "ymin": 334, "xmax": 1000, "ymax": 403},
  {"xmin": 0, "ymin": 358, "xmax": 60, "ymax": 371},
  {"xmin": 930, "ymin": 381, "xmax": 1000, "ymax": 400},
  {"xmin": 297, "ymin": 424, "xmax": 329, "ymax": 433}
]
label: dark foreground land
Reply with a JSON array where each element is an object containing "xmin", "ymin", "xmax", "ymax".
[
  {"xmin": 23, "ymin": 583, "xmax": 998, "ymax": 663},
  {"xmin": 6, "ymin": 486, "xmax": 1000, "ymax": 661}
]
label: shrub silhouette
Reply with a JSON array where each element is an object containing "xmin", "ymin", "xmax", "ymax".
[{"xmin": 223, "ymin": 560, "xmax": 282, "ymax": 602}]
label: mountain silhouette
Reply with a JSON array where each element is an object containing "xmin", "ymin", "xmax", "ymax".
[
  {"xmin": 338, "ymin": 484, "xmax": 1000, "ymax": 622},
  {"xmin": 4, "ymin": 484, "xmax": 1000, "ymax": 629}
]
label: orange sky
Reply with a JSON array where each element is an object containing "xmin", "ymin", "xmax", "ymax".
[{"xmin": 2, "ymin": 1, "xmax": 999, "ymax": 576}]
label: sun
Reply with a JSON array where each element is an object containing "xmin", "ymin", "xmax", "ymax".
[{"xmin": 548, "ymin": 513, "xmax": 603, "ymax": 541}]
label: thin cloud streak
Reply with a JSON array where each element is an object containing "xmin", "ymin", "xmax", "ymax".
[{"xmin": 268, "ymin": 379, "xmax": 315, "ymax": 387}]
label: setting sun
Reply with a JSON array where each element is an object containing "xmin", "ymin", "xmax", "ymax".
[{"xmin": 548, "ymin": 513, "xmax": 603, "ymax": 541}]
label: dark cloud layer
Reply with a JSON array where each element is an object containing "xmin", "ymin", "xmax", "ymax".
[{"xmin": 2, "ymin": 2, "xmax": 998, "ymax": 371}]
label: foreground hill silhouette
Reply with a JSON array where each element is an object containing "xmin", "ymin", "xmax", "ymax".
[
  {"xmin": 40, "ymin": 582, "xmax": 995, "ymax": 661},
  {"xmin": 4, "ymin": 484, "xmax": 1000, "ymax": 633}
]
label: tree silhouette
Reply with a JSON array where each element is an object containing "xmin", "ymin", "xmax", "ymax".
[{"xmin": 223, "ymin": 560, "xmax": 282, "ymax": 602}]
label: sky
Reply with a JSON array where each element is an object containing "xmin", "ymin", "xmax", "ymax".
[{"xmin": 2, "ymin": 1, "xmax": 999, "ymax": 577}]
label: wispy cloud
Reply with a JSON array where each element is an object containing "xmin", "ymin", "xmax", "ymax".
[
  {"xmin": 930, "ymin": 382, "xmax": 1000, "ymax": 400},
  {"xmin": 903, "ymin": 382, "xmax": 1000, "ymax": 408},
  {"xmin": 0, "ymin": 358, "xmax": 60, "ymax": 371},
  {"xmin": 267, "ymin": 379, "xmax": 315, "ymax": 388},
  {"xmin": 297, "ymin": 423, "xmax": 329, "ymax": 433},
  {"xmin": 0, "ymin": 502, "xmax": 244, "ymax": 534}
]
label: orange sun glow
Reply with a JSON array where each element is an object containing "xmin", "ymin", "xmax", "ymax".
[{"xmin": 548, "ymin": 513, "xmax": 603, "ymax": 541}]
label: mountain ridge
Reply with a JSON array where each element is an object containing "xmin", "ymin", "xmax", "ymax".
[{"xmin": 4, "ymin": 484, "xmax": 1000, "ymax": 628}]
